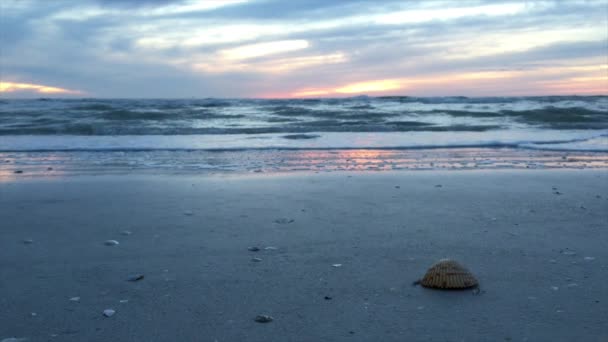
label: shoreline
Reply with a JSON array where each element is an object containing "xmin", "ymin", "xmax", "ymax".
[
  {"xmin": 1, "ymin": 170, "xmax": 607, "ymax": 341},
  {"xmin": 2, "ymin": 147, "xmax": 608, "ymax": 180}
]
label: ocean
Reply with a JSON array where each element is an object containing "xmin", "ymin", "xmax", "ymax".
[{"xmin": 1, "ymin": 96, "xmax": 607, "ymax": 176}]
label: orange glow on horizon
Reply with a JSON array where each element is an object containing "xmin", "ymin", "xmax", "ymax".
[
  {"xmin": 335, "ymin": 79, "xmax": 402, "ymax": 94},
  {"xmin": 285, "ymin": 67, "xmax": 607, "ymax": 98},
  {"xmin": 0, "ymin": 82, "xmax": 82, "ymax": 95}
]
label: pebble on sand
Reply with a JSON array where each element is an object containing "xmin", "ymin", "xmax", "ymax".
[
  {"xmin": 254, "ymin": 315, "xmax": 273, "ymax": 323},
  {"xmin": 248, "ymin": 246, "xmax": 260, "ymax": 252},
  {"xmin": 104, "ymin": 240, "xmax": 119, "ymax": 246},
  {"xmin": 103, "ymin": 309, "xmax": 115, "ymax": 317}
]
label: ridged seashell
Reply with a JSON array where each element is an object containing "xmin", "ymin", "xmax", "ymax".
[{"xmin": 420, "ymin": 259, "xmax": 478, "ymax": 289}]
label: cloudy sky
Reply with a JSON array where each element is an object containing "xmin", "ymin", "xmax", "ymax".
[{"xmin": 1, "ymin": 0, "xmax": 606, "ymax": 98}]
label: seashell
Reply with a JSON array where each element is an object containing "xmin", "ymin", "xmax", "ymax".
[{"xmin": 419, "ymin": 259, "xmax": 478, "ymax": 289}]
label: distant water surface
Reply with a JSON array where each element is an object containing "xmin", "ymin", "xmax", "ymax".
[{"xmin": 1, "ymin": 96, "xmax": 607, "ymax": 176}]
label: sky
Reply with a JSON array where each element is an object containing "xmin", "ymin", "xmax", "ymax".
[{"xmin": 0, "ymin": 0, "xmax": 607, "ymax": 98}]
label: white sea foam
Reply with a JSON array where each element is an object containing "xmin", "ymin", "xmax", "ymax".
[{"xmin": 0, "ymin": 130, "xmax": 606, "ymax": 152}]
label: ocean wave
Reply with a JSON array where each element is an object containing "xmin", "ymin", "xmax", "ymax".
[
  {"xmin": 0, "ymin": 96, "xmax": 606, "ymax": 136},
  {"xmin": 0, "ymin": 131, "xmax": 605, "ymax": 152}
]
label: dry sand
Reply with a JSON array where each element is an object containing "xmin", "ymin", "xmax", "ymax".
[{"xmin": 1, "ymin": 170, "xmax": 607, "ymax": 341}]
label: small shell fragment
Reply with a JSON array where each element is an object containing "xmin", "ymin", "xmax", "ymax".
[
  {"xmin": 419, "ymin": 259, "xmax": 478, "ymax": 289},
  {"xmin": 69, "ymin": 297, "xmax": 80, "ymax": 302},
  {"xmin": 104, "ymin": 240, "xmax": 119, "ymax": 246},
  {"xmin": 248, "ymin": 246, "xmax": 260, "ymax": 252},
  {"xmin": 103, "ymin": 309, "xmax": 115, "ymax": 317},
  {"xmin": 254, "ymin": 315, "xmax": 273, "ymax": 323},
  {"xmin": 127, "ymin": 274, "xmax": 144, "ymax": 282}
]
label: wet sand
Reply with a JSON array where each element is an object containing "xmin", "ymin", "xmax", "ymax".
[{"xmin": 1, "ymin": 170, "xmax": 607, "ymax": 341}]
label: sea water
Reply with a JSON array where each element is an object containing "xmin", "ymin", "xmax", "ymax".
[{"xmin": 1, "ymin": 96, "xmax": 607, "ymax": 176}]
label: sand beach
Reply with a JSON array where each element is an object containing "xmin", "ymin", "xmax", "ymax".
[{"xmin": 1, "ymin": 170, "xmax": 607, "ymax": 341}]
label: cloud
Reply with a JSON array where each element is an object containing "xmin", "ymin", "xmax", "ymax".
[{"xmin": 1, "ymin": 0, "xmax": 606, "ymax": 97}]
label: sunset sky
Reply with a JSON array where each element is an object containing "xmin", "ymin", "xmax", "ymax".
[{"xmin": 1, "ymin": 0, "xmax": 607, "ymax": 98}]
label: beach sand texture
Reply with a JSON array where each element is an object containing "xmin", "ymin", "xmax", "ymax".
[{"xmin": 1, "ymin": 170, "xmax": 607, "ymax": 341}]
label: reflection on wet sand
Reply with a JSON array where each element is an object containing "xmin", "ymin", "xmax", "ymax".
[{"xmin": 1, "ymin": 148, "xmax": 608, "ymax": 181}]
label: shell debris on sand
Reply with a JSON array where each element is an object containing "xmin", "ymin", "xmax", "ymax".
[
  {"xmin": 103, "ymin": 309, "xmax": 116, "ymax": 317},
  {"xmin": 254, "ymin": 315, "xmax": 273, "ymax": 323},
  {"xmin": 104, "ymin": 240, "xmax": 119, "ymax": 246},
  {"xmin": 419, "ymin": 259, "xmax": 478, "ymax": 289},
  {"xmin": 127, "ymin": 274, "xmax": 144, "ymax": 282}
]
